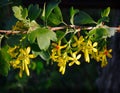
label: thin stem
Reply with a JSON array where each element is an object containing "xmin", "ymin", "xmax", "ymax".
[{"xmin": 0, "ymin": 26, "xmax": 120, "ymax": 34}]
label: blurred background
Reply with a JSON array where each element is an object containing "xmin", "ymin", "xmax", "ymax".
[{"xmin": 0, "ymin": 0, "xmax": 120, "ymax": 93}]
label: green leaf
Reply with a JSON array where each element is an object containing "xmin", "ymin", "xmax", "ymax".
[
  {"xmin": 101, "ymin": 7, "xmax": 110, "ymax": 17},
  {"xmin": 41, "ymin": 0, "xmax": 61, "ymax": 22},
  {"xmin": 28, "ymin": 27, "xmax": 57, "ymax": 50},
  {"xmin": 0, "ymin": 46, "xmax": 11, "ymax": 76},
  {"xmin": 28, "ymin": 4, "xmax": 41, "ymax": 21},
  {"xmin": 88, "ymin": 27, "xmax": 109, "ymax": 41},
  {"xmin": 39, "ymin": 50, "xmax": 50, "ymax": 61},
  {"xmin": 48, "ymin": 12, "xmax": 62, "ymax": 26},
  {"xmin": 12, "ymin": 6, "xmax": 28, "ymax": 21},
  {"xmin": 97, "ymin": 16, "xmax": 109, "ymax": 23},
  {"xmin": 74, "ymin": 11, "xmax": 96, "ymax": 25},
  {"xmin": 12, "ymin": 6, "xmax": 23, "ymax": 20},
  {"xmin": 21, "ymin": 8, "xmax": 28, "ymax": 19},
  {"xmin": 47, "ymin": 6, "xmax": 63, "ymax": 26},
  {"xmin": 70, "ymin": 7, "xmax": 79, "ymax": 25},
  {"xmin": 53, "ymin": 6, "xmax": 63, "ymax": 21},
  {"xmin": 41, "ymin": 3, "xmax": 46, "ymax": 21},
  {"xmin": 45, "ymin": 0, "xmax": 61, "ymax": 19}
]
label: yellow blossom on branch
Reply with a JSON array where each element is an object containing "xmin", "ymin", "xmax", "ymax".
[
  {"xmin": 52, "ymin": 40, "xmax": 67, "ymax": 56},
  {"xmin": 99, "ymin": 48, "xmax": 112, "ymax": 67},
  {"xmin": 9, "ymin": 47, "xmax": 36, "ymax": 77},
  {"xmin": 72, "ymin": 36, "xmax": 84, "ymax": 48},
  {"xmin": 68, "ymin": 52, "xmax": 81, "ymax": 66},
  {"xmin": 82, "ymin": 39, "xmax": 98, "ymax": 63}
]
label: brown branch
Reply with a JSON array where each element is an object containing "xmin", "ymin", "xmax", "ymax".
[
  {"xmin": 0, "ymin": 30, "xmax": 27, "ymax": 35},
  {"xmin": 0, "ymin": 26, "xmax": 120, "ymax": 34}
]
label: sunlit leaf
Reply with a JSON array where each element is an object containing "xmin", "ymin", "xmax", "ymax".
[
  {"xmin": 12, "ymin": 6, "xmax": 23, "ymax": 20},
  {"xmin": 101, "ymin": 7, "xmax": 110, "ymax": 17},
  {"xmin": 12, "ymin": 6, "xmax": 28, "ymax": 21},
  {"xmin": 28, "ymin": 27, "xmax": 57, "ymax": 50},
  {"xmin": 88, "ymin": 27, "xmax": 109, "ymax": 41},
  {"xmin": 21, "ymin": 8, "xmax": 28, "ymax": 19}
]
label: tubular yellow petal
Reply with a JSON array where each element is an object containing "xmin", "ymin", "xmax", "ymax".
[
  {"xmin": 76, "ymin": 54, "xmax": 81, "ymax": 59},
  {"xmin": 93, "ymin": 48, "xmax": 97, "ymax": 52},
  {"xmin": 85, "ymin": 49, "xmax": 90, "ymax": 63},
  {"xmin": 19, "ymin": 69, "xmax": 23, "ymax": 78},
  {"xmin": 69, "ymin": 62, "xmax": 74, "ymax": 66},
  {"xmin": 75, "ymin": 61, "xmax": 81, "ymax": 65},
  {"xmin": 93, "ymin": 42, "xmax": 98, "ymax": 47},
  {"xmin": 25, "ymin": 62, "xmax": 30, "ymax": 76},
  {"xmin": 29, "ymin": 54, "xmax": 36, "ymax": 58},
  {"xmin": 22, "ymin": 61, "xmax": 25, "ymax": 70},
  {"xmin": 26, "ymin": 47, "xmax": 31, "ymax": 54}
]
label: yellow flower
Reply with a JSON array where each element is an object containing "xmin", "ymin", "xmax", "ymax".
[
  {"xmin": 8, "ymin": 46, "xmax": 19, "ymax": 58},
  {"xmin": 52, "ymin": 40, "xmax": 67, "ymax": 56},
  {"xmin": 10, "ymin": 47, "xmax": 36, "ymax": 77},
  {"xmin": 82, "ymin": 39, "xmax": 98, "ymax": 63},
  {"xmin": 72, "ymin": 36, "xmax": 84, "ymax": 47},
  {"xmin": 99, "ymin": 48, "xmax": 112, "ymax": 67},
  {"xmin": 50, "ymin": 49, "xmax": 58, "ymax": 61},
  {"xmin": 57, "ymin": 57, "xmax": 67, "ymax": 75},
  {"xmin": 84, "ymin": 49, "xmax": 90, "ymax": 63},
  {"xmin": 56, "ymin": 53, "xmax": 69, "ymax": 75},
  {"xmin": 68, "ymin": 52, "xmax": 81, "ymax": 66},
  {"xmin": 87, "ymin": 39, "xmax": 98, "ymax": 53}
]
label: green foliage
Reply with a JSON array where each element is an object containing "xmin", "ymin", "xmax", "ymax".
[
  {"xmin": 0, "ymin": 46, "xmax": 11, "ymax": 76},
  {"xmin": 12, "ymin": 6, "xmax": 28, "ymax": 21},
  {"xmin": 98, "ymin": 7, "xmax": 110, "ymax": 24},
  {"xmin": 28, "ymin": 4, "xmax": 41, "ymax": 21},
  {"xmin": 47, "ymin": 6, "xmax": 63, "ymax": 26},
  {"xmin": 41, "ymin": 0, "xmax": 61, "ymax": 25},
  {"xmin": 88, "ymin": 26, "xmax": 109, "ymax": 41},
  {"xmin": 74, "ymin": 11, "xmax": 96, "ymax": 25},
  {"xmin": 28, "ymin": 27, "xmax": 57, "ymax": 50},
  {"xmin": 70, "ymin": 7, "xmax": 79, "ymax": 25},
  {"xmin": 101, "ymin": 7, "xmax": 110, "ymax": 17},
  {"xmin": 0, "ymin": 1, "xmax": 116, "ymax": 93}
]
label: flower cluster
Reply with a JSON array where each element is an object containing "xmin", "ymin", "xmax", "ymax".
[
  {"xmin": 8, "ymin": 46, "xmax": 35, "ymax": 77},
  {"xmin": 50, "ymin": 35, "xmax": 112, "ymax": 75}
]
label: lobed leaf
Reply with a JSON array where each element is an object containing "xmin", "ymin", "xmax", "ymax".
[{"xmin": 28, "ymin": 27, "xmax": 57, "ymax": 50}]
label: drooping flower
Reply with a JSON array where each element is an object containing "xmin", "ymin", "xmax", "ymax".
[
  {"xmin": 82, "ymin": 39, "xmax": 98, "ymax": 63},
  {"xmin": 52, "ymin": 40, "xmax": 67, "ymax": 56},
  {"xmin": 8, "ymin": 46, "xmax": 19, "ymax": 58},
  {"xmin": 57, "ymin": 53, "xmax": 69, "ymax": 75},
  {"xmin": 99, "ymin": 48, "xmax": 112, "ymax": 67},
  {"xmin": 72, "ymin": 36, "xmax": 84, "ymax": 48},
  {"xmin": 68, "ymin": 52, "xmax": 81, "ymax": 66},
  {"xmin": 10, "ymin": 47, "xmax": 36, "ymax": 77}
]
